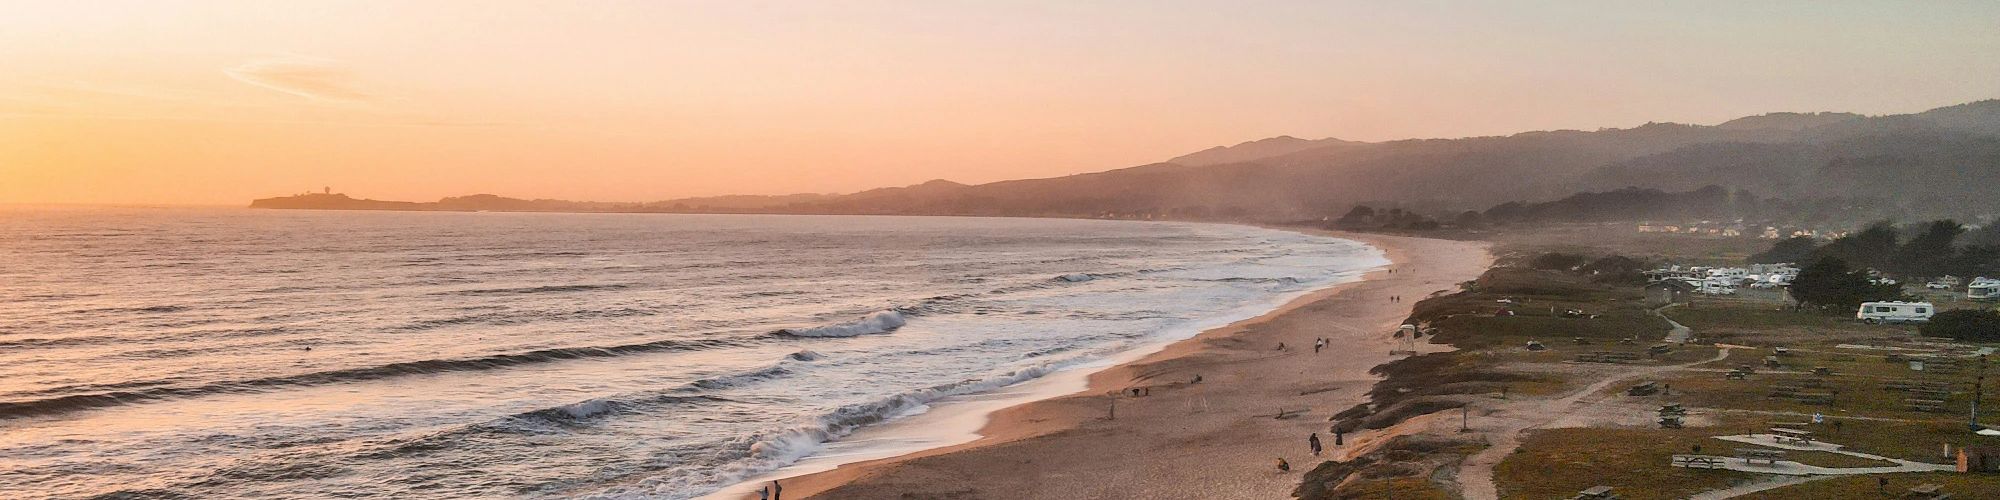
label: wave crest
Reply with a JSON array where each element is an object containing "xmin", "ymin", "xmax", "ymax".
[{"xmin": 777, "ymin": 310, "xmax": 906, "ymax": 338}]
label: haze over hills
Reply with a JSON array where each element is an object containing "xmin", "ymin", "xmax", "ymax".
[
  {"xmin": 1164, "ymin": 136, "xmax": 1363, "ymax": 167},
  {"xmin": 255, "ymin": 99, "xmax": 2000, "ymax": 224}
]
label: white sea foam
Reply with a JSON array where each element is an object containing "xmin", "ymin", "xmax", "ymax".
[{"xmin": 777, "ymin": 310, "xmax": 906, "ymax": 337}]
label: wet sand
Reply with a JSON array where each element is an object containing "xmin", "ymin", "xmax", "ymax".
[{"xmin": 774, "ymin": 231, "xmax": 1492, "ymax": 499}]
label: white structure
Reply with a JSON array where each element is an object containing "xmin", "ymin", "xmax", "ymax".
[
  {"xmin": 1970, "ymin": 277, "xmax": 2000, "ymax": 301},
  {"xmin": 1856, "ymin": 301, "xmax": 1935, "ymax": 324},
  {"xmin": 1694, "ymin": 279, "xmax": 1737, "ymax": 295}
]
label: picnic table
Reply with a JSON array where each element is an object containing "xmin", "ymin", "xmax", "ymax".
[
  {"xmin": 1628, "ymin": 381, "xmax": 1660, "ymax": 396},
  {"xmin": 1771, "ymin": 428, "xmax": 1814, "ymax": 445},
  {"xmin": 1737, "ymin": 448, "xmax": 1786, "ymax": 465},
  {"xmin": 1905, "ymin": 483, "xmax": 1950, "ymax": 499},
  {"xmin": 1726, "ymin": 370, "xmax": 1748, "ymax": 380},
  {"xmin": 1670, "ymin": 455, "xmax": 1724, "ymax": 469},
  {"xmin": 1572, "ymin": 485, "xmax": 1619, "ymax": 499}
]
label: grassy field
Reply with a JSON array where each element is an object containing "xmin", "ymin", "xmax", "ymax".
[
  {"xmin": 1310, "ymin": 236, "xmax": 2000, "ymax": 498},
  {"xmin": 1495, "ymin": 427, "xmax": 1754, "ymax": 499},
  {"xmin": 1740, "ymin": 472, "xmax": 2000, "ymax": 498}
]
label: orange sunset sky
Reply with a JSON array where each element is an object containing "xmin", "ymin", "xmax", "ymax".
[{"xmin": 4, "ymin": 1, "xmax": 1999, "ymax": 205}]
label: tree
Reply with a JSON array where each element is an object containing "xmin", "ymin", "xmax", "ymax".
[
  {"xmin": 1893, "ymin": 220, "xmax": 1964, "ymax": 276},
  {"xmin": 1581, "ymin": 255, "xmax": 1649, "ymax": 285},
  {"xmin": 1813, "ymin": 223, "xmax": 1898, "ymax": 274},
  {"xmin": 1949, "ymin": 245, "xmax": 2000, "ymax": 278},
  {"xmin": 1788, "ymin": 256, "xmax": 1901, "ymax": 312},
  {"xmin": 1529, "ymin": 253, "xmax": 1588, "ymax": 271},
  {"xmin": 1749, "ymin": 236, "xmax": 1818, "ymax": 264},
  {"xmin": 1338, "ymin": 205, "xmax": 1376, "ymax": 226},
  {"xmin": 1921, "ymin": 310, "xmax": 2000, "ymax": 342}
]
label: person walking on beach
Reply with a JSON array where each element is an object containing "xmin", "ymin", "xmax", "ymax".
[
  {"xmin": 1308, "ymin": 433, "xmax": 1323, "ymax": 456},
  {"xmin": 1314, "ymin": 338, "xmax": 1325, "ymax": 353},
  {"xmin": 770, "ymin": 480, "xmax": 782, "ymax": 500},
  {"xmin": 758, "ymin": 484, "xmax": 771, "ymax": 500}
]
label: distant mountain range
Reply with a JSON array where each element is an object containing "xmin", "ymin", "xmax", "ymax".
[{"xmin": 255, "ymin": 99, "xmax": 2000, "ymax": 223}]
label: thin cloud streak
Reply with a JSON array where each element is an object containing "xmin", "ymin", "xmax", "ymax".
[
  {"xmin": 0, "ymin": 110, "xmax": 521, "ymax": 129},
  {"xmin": 224, "ymin": 56, "xmax": 373, "ymax": 103}
]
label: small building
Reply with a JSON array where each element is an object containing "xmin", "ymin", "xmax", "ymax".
[
  {"xmin": 1957, "ymin": 445, "xmax": 2000, "ymax": 473},
  {"xmin": 1645, "ymin": 280, "xmax": 1696, "ymax": 307}
]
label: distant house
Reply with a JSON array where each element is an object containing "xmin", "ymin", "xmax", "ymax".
[
  {"xmin": 1645, "ymin": 280, "xmax": 1696, "ymax": 307},
  {"xmin": 1958, "ymin": 445, "xmax": 2000, "ymax": 473}
]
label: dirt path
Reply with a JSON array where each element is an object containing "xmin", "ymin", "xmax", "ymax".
[
  {"xmin": 1655, "ymin": 304, "xmax": 1692, "ymax": 344},
  {"xmin": 1456, "ymin": 347, "xmax": 1734, "ymax": 500}
]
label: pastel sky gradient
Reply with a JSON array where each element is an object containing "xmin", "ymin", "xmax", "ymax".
[{"xmin": 4, "ymin": 1, "xmax": 1999, "ymax": 205}]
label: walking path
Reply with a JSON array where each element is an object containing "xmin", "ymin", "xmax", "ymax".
[
  {"xmin": 1671, "ymin": 435, "xmax": 1953, "ymax": 498},
  {"xmin": 1654, "ymin": 304, "xmax": 1692, "ymax": 344},
  {"xmin": 1709, "ymin": 434, "xmax": 1954, "ymax": 474},
  {"xmin": 1686, "ymin": 476, "xmax": 1826, "ymax": 499},
  {"xmin": 1456, "ymin": 346, "xmax": 1734, "ymax": 500}
]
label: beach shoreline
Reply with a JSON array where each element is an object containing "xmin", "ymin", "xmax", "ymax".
[{"xmin": 737, "ymin": 230, "xmax": 1491, "ymax": 499}]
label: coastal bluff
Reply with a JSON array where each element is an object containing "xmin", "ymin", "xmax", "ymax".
[{"xmin": 250, "ymin": 193, "xmax": 428, "ymax": 211}]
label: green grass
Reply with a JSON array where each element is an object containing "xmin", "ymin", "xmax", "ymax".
[
  {"xmin": 1739, "ymin": 472, "xmax": 2000, "ymax": 499},
  {"xmin": 1495, "ymin": 427, "xmax": 1753, "ymax": 499}
]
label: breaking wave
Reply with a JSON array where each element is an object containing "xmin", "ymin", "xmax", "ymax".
[
  {"xmin": 776, "ymin": 310, "xmax": 906, "ymax": 338},
  {"xmin": 683, "ymin": 360, "xmax": 1076, "ymax": 496},
  {"xmin": 0, "ymin": 338, "xmax": 743, "ymax": 420}
]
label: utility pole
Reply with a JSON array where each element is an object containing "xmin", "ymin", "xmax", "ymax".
[
  {"xmin": 1461, "ymin": 405, "xmax": 1470, "ymax": 432},
  {"xmin": 1973, "ymin": 354, "xmax": 1987, "ymax": 430}
]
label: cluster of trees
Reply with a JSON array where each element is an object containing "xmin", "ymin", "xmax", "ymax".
[
  {"xmin": 1787, "ymin": 257, "xmax": 1904, "ymax": 312},
  {"xmin": 1921, "ymin": 310, "xmax": 2000, "ymax": 342},
  {"xmin": 1751, "ymin": 220, "xmax": 2000, "ymax": 279},
  {"xmin": 1527, "ymin": 253, "xmax": 1651, "ymax": 285},
  {"xmin": 1335, "ymin": 206, "xmax": 1440, "ymax": 230},
  {"xmin": 1482, "ymin": 185, "xmax": 1741, "ymax": 223}
]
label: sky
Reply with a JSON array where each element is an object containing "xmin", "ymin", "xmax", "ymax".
[{"xmin": 3, "ymin": 1, "xmax": 1999, "ymax": 205}]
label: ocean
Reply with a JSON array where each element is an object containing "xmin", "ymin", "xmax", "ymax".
[{"xmin": 0, "ymin": 208, "xmax": 1384, "ymax": 499}]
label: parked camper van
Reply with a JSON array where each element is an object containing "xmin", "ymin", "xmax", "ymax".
[
  {"xmin": 1856, "ymin": 301, "xmax": 1934, "ymax": 324},
  {"xmin": 1970, "ymin": 277, "xmax": 2000, "ymax": 301}
]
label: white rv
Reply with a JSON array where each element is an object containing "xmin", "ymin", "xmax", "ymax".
[
  {"xmin": 1855, "ymin": 301, "xmax": 1934, "ymax": 324},
  {"xmin": 1969, "ymin": 277, "xmax": 2000, "ymax": 301}
]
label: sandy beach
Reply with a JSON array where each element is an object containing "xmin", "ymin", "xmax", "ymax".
[{"xmin": 759, "ymin": 231, "xmax": 1492, "ymax": 499}]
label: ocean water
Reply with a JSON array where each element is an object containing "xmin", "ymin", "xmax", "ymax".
[{"xmin": 0, "ymin": 208, "xmax": 1384, "ymax": 499}]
